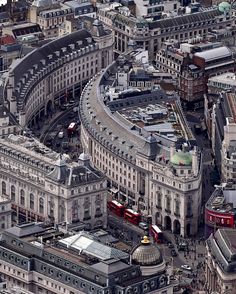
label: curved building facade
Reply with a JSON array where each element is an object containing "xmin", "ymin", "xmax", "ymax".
[
  {"xmin": 79, "ymin": 62, "xmax": 202, "ymax": 237},
  {"xmin": 3, "ymin": 21, "xmax": 113, "ymax": 128}
]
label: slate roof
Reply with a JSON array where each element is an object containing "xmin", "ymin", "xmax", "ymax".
[
  {"xmin": 91, "ymin": 259, "xmax": 131, "ymax": 274},
  {"xmin": 5, "ymin": 222, "xmax": 46, "ymax": 237},
  {"xmin": 149, "ymin": 8, "xmax": 221, "ymax": 29},
  {"xmin": 8, "ymin": 29, "xmax": 95, "ymax": 105}
]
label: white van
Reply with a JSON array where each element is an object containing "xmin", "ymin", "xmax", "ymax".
[{"xmin": 58, "ymin": 131, "xmax": 64, "ymax": 139}]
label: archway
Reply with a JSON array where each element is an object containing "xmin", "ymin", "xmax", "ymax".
[
  {"xmin": 164, "ymin": 216, "xmax": 172, "ymax": 231},
  {"xmin": 156, "ymin": 212, "xmax": 163, "ymax": 227},
  {"xmin": 173, "ymin": 219, "xmax": 181, "ymax": 235},
  {"xmin": 46, "ymin": 100, "xmax": 53, "ymax": 116},
  {"xmin": 186, "ymin": 223, "xmax": 191, "ymax": 237}
]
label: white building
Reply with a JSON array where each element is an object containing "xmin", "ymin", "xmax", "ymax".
[
  {"xmin": 206, "ymin": 229, "xmax": 236, "ymax": 293},
  {"xmin": 0, "ymin": 194, "xmax": 11, "ymax": 230},
  {"xmin": 3, "ymin": 22, "xmax": 113, "ymax": 128},
  {"xmin": 80, "ymin": 61, "xmax": 202, "ymax": 237},
  {"xmin": 0, "ymin": 134, "xmax": 107, "ymax": 229},
  {"xmin": 208, "ymin": 72, "xmax": 236, "ymax": 93}
]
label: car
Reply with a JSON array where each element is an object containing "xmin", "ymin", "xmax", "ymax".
[
  {"xmin": 171, "ymin": 249, "xmax": 178, "ymax": 257},
  {"xmin": 58, "ymin": 131, "xmax": 64, "ymax": 139},
  {"xmin": 168, "ymin": 242, "xmax": 174, "ymax": 248},
  {"xmin": 138, "ymin": 222, "xmax": 149, "ymax": 230},
  {"xmin": 181, "ymin": 265, "xmax": 192, "ymax": 271}
]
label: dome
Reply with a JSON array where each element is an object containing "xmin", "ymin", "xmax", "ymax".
[
  {"xmin": 218, "ymin": 2, "xmax": 231, "ymax": 13},
  {"xmin": 79, "ymin": 152, "xmax": 90, "ymax": 161},
  {"xmin": 131, "ymin": 236, "xmax": 163, "ymax": 266},
  {"xmin": 170, "ymin": 150, "xmax": 192, "ymax": 166}
]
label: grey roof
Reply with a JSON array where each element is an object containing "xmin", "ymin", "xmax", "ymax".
[
  {"xmin": 8, "ymin": 29, "xmax": 95, "ymax": 109},
  {"xmin": 5, "ymin": 222, "xmax": 46, "ymax": 237},
  {"xmin": 207, "ymin": 229, "xmax": 236, "ymax": 273},
  {"xmin": 91, "ymin": 259, "xmax": 131, "ymax": 274},
  {"xmin": 47, "ymin": 156, "xmax": 104, "ymax": 186},
  {"xmin": 194, "ymin": 46, "xmax": 232, "ymax": 62},
  {"xmin": 149, "ymin": 8, "xmax": 221, "ymax": 29}
]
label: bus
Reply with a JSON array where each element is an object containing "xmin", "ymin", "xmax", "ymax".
[
  {"xmin": 150, "ymin": 225, "xmax": 163, "ymax": 243},
  {"xmin": 67, "ymin": 122, "xmax": 77, "ymax": 136},
  {"xmin": 124, "ymin": 208, "xmax": 141, "ymax": 225},
  {"xmin": 107, "ymin": 200, "xmax": 125, "ymax": 217}
]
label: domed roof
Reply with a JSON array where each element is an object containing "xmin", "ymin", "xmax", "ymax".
[
  {"xmin": 79, "ymin": 152, "xmax": 90, "ymax": 161},
  {"xmin": 131, "ymin": 236, "xmax": 163, "ymax": 266},
  {"xmin": 218, "ymin": 1, "xmax": 231, "ymax": 12},
  {"xmin": 170, "ymin": 150, "xmax": 192, "ymax": 166}
]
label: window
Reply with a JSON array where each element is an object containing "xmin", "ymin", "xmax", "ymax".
[
  {"xmin": 11, "ymin": 186, "xmax": 15, "ymax": 201},
  {"xmin": 30, "ymin": 194, "xmax": 34, "ymax": 210},
  {"xmin": 39, "ymin": 198, "xmax": 44, "ymax": 214},
  {"xmin": 2, "ymin": 181, "xmax": 6, "ymax": 195},
  {"xmin": 20, "ymin": 190, "xmax": 25, "ymax": 206}
]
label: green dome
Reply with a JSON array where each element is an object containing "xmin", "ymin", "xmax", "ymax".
[
  {"xmin": 171, "ymin": 151, "xmax": 192, "ymax": 166},
  {"xmin": 218, "ymin": 2, "xmax": 231, "ymax": 13}
]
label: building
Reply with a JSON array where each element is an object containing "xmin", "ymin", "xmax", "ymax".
[
  {"xmin": 211, "ymin": 92, "xmax": 236, "ymax": 181},
  {"xmin": 98, "ymin": 3, "xmax": 236, "ymax": 59},
  {"xmin": 0, "ymin": 194, "xmax": 11, "ymax": 231},
  {"xmin": 205, "ymin": 183, "xmax": 236, "ymax": 237},
  {"xmin": 79, "ymin": 60, "xmax": 202, "ymax": 237},
  {"xmin": 2, "ymin": 23, "xmax": 44, "ymax": 43},
  {"xmin": 208, "ymin": 72, "xmax": 236, "ymax": 93},
  {"xmin": 0, "ymin": 228, "xmax": 175, "ymax": 293},
  {"xmin": 206, "ymin": 228, "xmax": 236, "ymax": 293},
  {"xmin": 3, "ymin": 23, "xmax": 113, "ymax": 128},
  {"xmin": 63, "ymin": 0, "xmax": 96, "ymax": 19},
  {"xmin": 156, "ymin": 41, "xmax": 235, "ymax": 108},
  {"xmin": 0, "ymin": 134, "xmax": 107, "ymax": 229}
]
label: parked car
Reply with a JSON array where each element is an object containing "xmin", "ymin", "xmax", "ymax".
[
  {"xmin": 171, "ymin": 249, "xmax": 178, "ymax": 257},
  {"xmin": 58, "ymin": 131, "xmax": 64, "ymax": 139},
  {"xmin": 138, "ymin": 222, "xmax": 149, "ymax": 230},
  {"xmin": 181, "ymin": 265, "xmax": 192, "ymax": 271}
]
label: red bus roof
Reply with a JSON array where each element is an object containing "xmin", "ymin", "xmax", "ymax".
[
  {"xmin": 151, "ymin": 225, "xmax": 162, "ymax": 233},
  {"xmin": 125, "ymin": 208, "xmax": 140, "ymax": 215},
  {"xmin": 110, "ymin": 200, "xmax": 123, "ymax": 207},
  {"xmin": 68, "ymin": 122, "xmax": 76, "ymax": 129}
]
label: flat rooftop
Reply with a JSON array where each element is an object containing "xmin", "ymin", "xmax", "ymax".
[{"xmin": 206, "ymin": 184, "xmax": 236, "ymax": 214}]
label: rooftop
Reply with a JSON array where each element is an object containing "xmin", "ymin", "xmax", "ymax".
[
  {"xmin": 194, "ymin": 46, "xmax": 232, "ymax": 62},
  {"xmin": 205, "ymin": 183, "xmax": 236, "ymax": 214}
]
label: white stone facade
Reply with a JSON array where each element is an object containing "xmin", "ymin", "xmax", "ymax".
[
  {"xmin": 3, "ymin": 25, "xmax": 113, "ymax": 128},
  {"xmin": 0, "ymin": 136, "xmax": 107, "ymax": 229},
  {"xmin": 79, "ymin": 63, "xmax": 202, "ymax": 237}
]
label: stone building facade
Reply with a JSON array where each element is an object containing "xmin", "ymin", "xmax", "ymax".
[
  {"xmin": 0, "ymin": 135, "xmax": 107, "ymax": 229},
  {"xmin": 0, "ymin": 231, "xmax": 175, "ymax": 294},
  {"xmin": 3, "ymin": 22, "xmax": 113, "ymax": 128},
  {"xmin": 79, "ymin": 61, "xmax": 202, "ymax": 237},
  {"xmin": 98, "ymin": 4, "xmax": 236, "ymax": 59}
]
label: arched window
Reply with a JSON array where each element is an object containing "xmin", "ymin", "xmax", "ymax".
[
  {"xmin": 39, "ymin": 198, "xmax": 44, "ymax": 214},
  {"xmin": 20, "ymin": 190, "xmax": 25, "ymax": 206},
  {"xmin": 30, "ymin": 194, "xmax": 34, "ymax": 210},
  {"xmin": 2, "ymin": 181, "xmax": 6, "ymax": 195},
  {"xmin": 11, "ymin": 186, "xmax": 15, "ymax": 201}
]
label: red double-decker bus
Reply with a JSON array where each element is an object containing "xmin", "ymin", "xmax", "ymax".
[
  {"xmin": 124, "ymin": 208, "xmax": 141, "ymax": 225},
  {"xmin": 67, "ymin": 122, "xmax": 77, "ymax": 136},
  {"xmin": 107, "ymin": 200, "xmax": 125, "ymax": 217},
  {"xmin": 150, "ymin": 225, "xmax": 163, "ymax": 243}
]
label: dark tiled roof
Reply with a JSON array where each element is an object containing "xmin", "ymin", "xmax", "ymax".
[{"xmin": 149, "ymin": 9, "xmax": 221, "ymax": 29}]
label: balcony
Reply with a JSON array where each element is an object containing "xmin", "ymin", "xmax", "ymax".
[
  {"xmin": 156, "ymin": 205, "xmax": 162, "ymax": 210},
  {"xmin": 165, "ymin": 209, "xmax": 171, "ymax": 214},
  {"xmin": 174, "ymin": 212, "xmax": 180, "ymax": 218}
]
